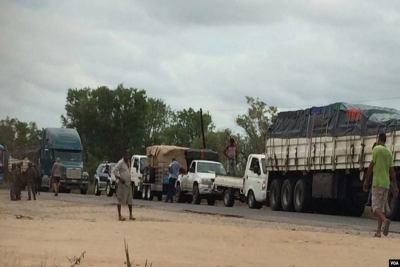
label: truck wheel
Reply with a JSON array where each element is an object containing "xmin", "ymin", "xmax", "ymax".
[
  {"xmin": 142, "ymin": 185, "xmax": 148, "ymax": 200},
  {"xmin": 146, "ymin": 185, "xmax": 154, "ymax": 201},
  {"xmin": 293, "ymin": 179, "xmax": 312, "ymax": 213},
  {"xmin": 281, "ymin": 179, "xmax": 296, "ymax": 211},
  {"xmin": 207, "ymin": 196, "xmax": 216, "ymax": 206},
  {"xmin": 384, "ymin": 183, "xmax": 400, "ymax": 221},
  {"xmin": 247, "ymin": 190, "xmax": 262, "ymax": 209},
  {"xmin": 157, "ymin": 192, "xmax": 163, "ymax": 201},
  {"xmin": 223, "ymin": 189, "xmax": 235, "ymax": 207},
  {"xmin": 269, "ymin": 179, "xmax": 283, "ymax": 211},
  {"xmin": 106, "ymin": 182, "xmax": 114, "ymax": 197},
  {"xmin": 192, "ymin": 184, "xmax": 201, "ymax": 205},
  {"xmin": 94, "ymin": 181, "xmax": 101, "ymax": 196},
  {"xmin": 175, "ymin": 183, "xmax": 185, "ymax": 203}
]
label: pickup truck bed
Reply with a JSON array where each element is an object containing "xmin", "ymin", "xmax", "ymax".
[{"xmin": 213, "ymin": 175, "xmax": 243, "ymax": 189}]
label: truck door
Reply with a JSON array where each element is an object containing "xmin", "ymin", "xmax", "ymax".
[
  {"xmin": 244, "ymin": 156, "xmax": 262, "ymax": 197},
  {"xmin": 185, "ymin": 161, "xmax": 196, "ymax": 191},
  {"xmin": 131, "ymin": 157, "xmax": 139, "ymax": 183}
]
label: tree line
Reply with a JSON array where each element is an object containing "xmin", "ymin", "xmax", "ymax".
[{"xmin": 0, "ymin": 84, "xmax": 277, "ymax": 176}]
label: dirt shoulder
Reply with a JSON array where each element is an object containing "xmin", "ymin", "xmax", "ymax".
[{"xmin": 0, "ymin": 195, "xmax": 399, "ymax": 267}]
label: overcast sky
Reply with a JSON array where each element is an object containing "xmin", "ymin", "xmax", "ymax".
[{"xmin": 1, "ymin": 0, "xmax": 400, "ymax": 134}]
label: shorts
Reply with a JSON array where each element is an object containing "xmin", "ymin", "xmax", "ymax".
[
  {"xmin": 117, "ymin": 184, "xmax": 132, "ymax": 205},
  {"xmin": 371, "ymin": 186, "xmax": 389, "ymax": 213},
  {"xmin": 53, "ymin": 176, "xmax": 60, "ymax": 183}
]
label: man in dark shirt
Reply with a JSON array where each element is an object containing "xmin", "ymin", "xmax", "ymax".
[{"xmin": 26, "ymin": 162, "xmax": 37, "ymax": 200}]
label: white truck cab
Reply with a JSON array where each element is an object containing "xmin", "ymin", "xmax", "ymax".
[
  {"xmin": 212, "ymin": 154, "xmax": 268, "ymax": 209},
  {"xmin": 176, "ymin": 160, "xmax": 226, "ymax": 206},
  {"xmin": 130, "ymin": 155, "xmax": 146, "ymax": 199}
]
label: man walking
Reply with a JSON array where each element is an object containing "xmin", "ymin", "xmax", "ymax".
[
  {"xmin": 224, "ymin": 138, "xmax": 238, "ymax": 175},
  {"xmin": 51, "ymin": 158, "xmax": 63, "ymax": 196},
  {"xmin": 113, "ymin": 151, "xmax": 135, "ymax": 221},
  {"xmin": 26, "ymin": 162, "xmax": 37, "ymax": 200},
  {"xmin": 364, "ymin": 133, "xmax": 399, "ymax": 237},
  {"xmin": 165, "ymin": 158, "xmax": 183, "ymax": 203}
]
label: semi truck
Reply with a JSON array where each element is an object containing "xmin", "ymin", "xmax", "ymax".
[
  {"xmin": 12, "ymin": 127, "xmax": 88, "ymax": 194},
  {"xmin": 264, "ymin": 102, "xmax": 400, "ymax": 219}
]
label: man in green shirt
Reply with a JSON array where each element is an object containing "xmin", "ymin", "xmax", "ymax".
[{"xmin": 364, "ymin": 133, "xmax": 399, "ymax": 237}]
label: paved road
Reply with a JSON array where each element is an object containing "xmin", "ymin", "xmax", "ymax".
[{"xmin": 3, "ymin": 190, "xmax": 400, "ymax": 234}]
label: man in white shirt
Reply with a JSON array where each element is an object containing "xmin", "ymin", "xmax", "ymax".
[{"xmin": 113, "ymin": 151, "xmax": 135, "ymax": 221}]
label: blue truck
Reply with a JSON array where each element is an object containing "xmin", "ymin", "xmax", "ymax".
[
  {"xmin": 0, "ymin": 144, "xmax": 9, "ymax": 183},
  {"xmin": 13, "ymin": 127, "xmax": 88, "ymax": 194}
]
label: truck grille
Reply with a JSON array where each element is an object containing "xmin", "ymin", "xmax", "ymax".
[{"xmin": 66, "ymin": 168, "xmax": 81, "ymax": 179}]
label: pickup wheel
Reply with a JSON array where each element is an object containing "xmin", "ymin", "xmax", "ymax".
[
  {"xmin": 192, "ymin": 184, "xmax": 202, "ymax": 205},
  {"xmin": 106, "ymin": 182, "xmax": 114, "ymax": 197},
  {"xmin": 269, "ymin": 179, "xmax": 283, "ymax": 211},
  {"xmin": 94, "ymin": 181, "xmax": 101, "ymax": 196},
  {"xmin": 207, "ymin": 196, "xmax": 216, "ymax": 206},
  {"xmin": 223, "ymin": 189, "xmax": 235, "ymax": 207},
  {"xmin": 281, "ymin": 179, "xmax": 296, "ymax": 211},
  {"xmin": 247, "ymin": 190, "xmax": 262, "ymax": 209},
  {"xmin": 293, "ymin": 179, "xmax": 312, "ymax": 213},
  {"xmin": 175, "ymin": 183, "xmax": 185, "ymax": 203},
  {"xmin": 142, "ymin": 185, "xmax": 148, "ymax": 200}
]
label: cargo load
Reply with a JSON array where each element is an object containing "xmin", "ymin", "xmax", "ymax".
[{"xmin": 268, "ymin": 102, "xmax": 400, "ymax": 138}]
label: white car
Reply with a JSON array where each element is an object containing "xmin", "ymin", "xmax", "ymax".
[{"xmin": 93, "ymin": 162, "xmax": 117, "ymax": 196}]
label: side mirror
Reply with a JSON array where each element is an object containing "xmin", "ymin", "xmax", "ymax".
[{"xmin": 189, "ymin": 167, "xmax": 195, "ymax": 173}]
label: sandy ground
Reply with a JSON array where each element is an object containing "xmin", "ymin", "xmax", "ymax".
[{"xmin": 0, "ymin": 195, "xmax": 399, "ymax": 267}]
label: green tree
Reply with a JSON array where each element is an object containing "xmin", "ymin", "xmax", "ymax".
[
  {"xmin": 0, "ymin": 117, "xmax": 42, "ymax": 152},
  {"xmin": 235, "ymin": 96, "xmax": 277, "ymax": 170},
  {"xmin": 61, "ymin": 84, "xmax": 148, "ymax": 162},
  {"xmin": 164, "ymin": 108, "xmax": 215, "ymax": 147}
]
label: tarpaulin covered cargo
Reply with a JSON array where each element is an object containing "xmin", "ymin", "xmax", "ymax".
[
  {"xmin": 145, "ymin": 145, "xmax": 189, "ymax": 170},
  {"xmin": 184, "ymin": 149, "xmax": 219, "ymax": 168},
  {"xmin": 268, "ymin": 102, "xmax": 400, "ymax": 138}
]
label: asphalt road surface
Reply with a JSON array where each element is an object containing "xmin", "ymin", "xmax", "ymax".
[{"xmin": 4, "ymin": 190, "xmax": 400, "ymax": 234}]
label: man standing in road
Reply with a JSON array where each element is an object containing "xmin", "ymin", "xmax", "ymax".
[
  {"xmin": 165, "ymin": 158, "xmax": 183, "ymax": 203},
  {"xmin": 26, "ymin": 162, "xmax": 37, "ymax": 200},
  {"xmin": 51, "ymin": 158, "xmax": 64, "ymax": 196},
  {"xmin": 113, "ymin": 151, "xmax": 135, "ymax": 221},
  {"xmin": 364, "ymin": 133, "xmax": 399, "ymax": 237},
  {"xmin": 224, "ymin": 138, "xmax": 238, "ymax": 176}
]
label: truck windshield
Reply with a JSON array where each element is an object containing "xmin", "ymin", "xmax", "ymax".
[
  {"xmin": 140, "ymin": 157, "xmax": 146, "ymax": 171},
  {"xmin": 54, "ymin": 150, "xmax": 83, "ymax": 162},
  {"xmin": 197, "ymin": 162, "xmax": 227, "ymax": 175}
]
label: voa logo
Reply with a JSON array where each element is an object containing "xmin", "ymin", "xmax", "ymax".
[{"xmin": 390, "ymin": 260, "xmax": 400, "ymax": 266}]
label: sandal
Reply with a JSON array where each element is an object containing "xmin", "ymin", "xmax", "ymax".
[
  {"xmin": 129, "ymin": 216, "xmax": 136, "ymax": 221},
  {"xmin": 383, "ymin": 219, "xmax": 391, "ymax": 236},
  {"xmin": 119, "ymin": 216, "xmax": 126, "ymax": 221},
  {"xmin": 374, "ymin": 233, "xmax": 381, "ymax": 238}
]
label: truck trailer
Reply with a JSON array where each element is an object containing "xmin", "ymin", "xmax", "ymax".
[{"xmin": 265, "ymin": 102, "xmax": 400, "ymax": 219}]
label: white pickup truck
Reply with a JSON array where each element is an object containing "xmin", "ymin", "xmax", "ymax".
[
  {"xmin": 175, "ymin": 159, "xmax": 227, "ymax": 206},
  {"xmin": 130, "ymin": 154, "xmax": 147, "ymax": 199},
  {"xmin": 212, "ymin": 154, "xmax": 268, "ymax": 209}
]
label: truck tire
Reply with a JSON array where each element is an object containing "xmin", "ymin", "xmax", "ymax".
[
  {"xmin": 384, "ymin": 183, "xmax": 400, "ymax": 221},
  {"xmin": 281, "ymin": 179, "xmax": 296, "ymax": 211},
  {"xmin": 207, "ymin": 196, "xmax": 216, "ymax": 206},
  {"xmin": 106, "ymin": 182, "xmax": 114, "ymax": 197},
  {"xmin": 175, "ymin": 183, "xmax": 185, "ymax": 203},
  {"xmin": 269, "ymin": 179, "xmax": 283, "ymax": 211},
  {"xmin": 142, "ymin": 185, "xmax": 148, "ymax": 200},
  {"xmin": 223, "ymin": 189, "xmax": 235, "ymax": 207},
  {"xmin": 192, "ymin": 184, "xmax": 202, "ymax": 205},
  {"xmin": 247, "ymin": 190, "xmax": 262, "ymax": 209},
  {"xmin": 146, "ymin": 185, "xmax": 154, "ymax": 201},
  {"xmin": 94, "ymin": 181, "xmax": 101, "ymax": 196},
  {"xmin": 293, "ymin": 179, "xmax": 312, "ymax": 213}
]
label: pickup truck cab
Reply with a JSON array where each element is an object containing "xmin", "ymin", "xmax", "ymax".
[
  {"xmin": 212, "ymin": 154, "xmax": 268, "ymax": 209},
  {"xmin": 176, "ymin": 159, "xmax": 227, "ymax": 206},
  {"xmin": 130, "ymin": 155, "xmax": 146, "ymax": 199}
]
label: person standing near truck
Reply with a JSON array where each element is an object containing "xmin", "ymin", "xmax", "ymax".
[
  {"xmin": 26, "ymin": 162, "xmax": 37, "ymax": 200},
  {"xmin": 51, "ymin": 158, "xmax": 64, "ymax": 196},
  {"xmin": 165, "ymin": 158, "xmax": 183, "ymax": 203},
  {"xmin": 224, "ymin": 138, "xmax": 238, "ymax": 176},
  {"xmin": 10, "ymin": 164, "xmax": 21, "ymax": 201},
  {"xmin": 364, "ymin": 133, "xmax": 399, "ymax": 237},
  {"xmin": 113, "ymin": 151, "xmax": 135, "ymax": 221}
]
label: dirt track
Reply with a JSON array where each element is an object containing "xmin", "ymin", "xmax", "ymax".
[{"xmin": 0, "ymin": 195, "xmax": 399, "ymax": 267}]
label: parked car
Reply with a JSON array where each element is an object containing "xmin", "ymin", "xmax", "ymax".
[{"xmin": 93, "ymin": 162, "xmax": 116, "ymax": 196}]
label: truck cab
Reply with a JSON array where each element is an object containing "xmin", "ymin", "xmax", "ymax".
[
  {"xmin": 130, "ymin": 155, "xmax": 146, "ymax": 199},
  {"xmin": 242, "ymin": 154, "xmax": 268, "ymax": 208}
]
